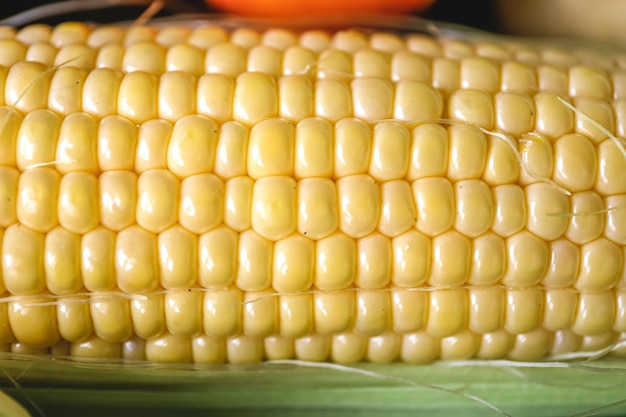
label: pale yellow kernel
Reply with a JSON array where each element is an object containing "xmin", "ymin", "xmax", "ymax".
[
  {"xmin": 86, "ymin": 26, "xmax": 124, "ymax": 48},
  {"xmin": 407, "ymin": 123, "xmax": 448, "ymax": 180},
  {"xmin": 0, "ymin": 47, "xmax": 19, "ymax": 79},
  {"xmin": 192, "ymin": 335, "xmax": 225, "ymax": 364},
  {"xmin": 440, "ymin": 330, "xmax": 480, "ymax": 361},
  {"xmin": 155, "ymin": 27, "xmax": 191, "ymax": 47},
  {"xmin": 614, "ymin": 100, "xmax": 626, "ymax": 137},
  {"xmin": 279, "ymin": 294, "xmax": 313, "ymax": 339},
  {"xmin": 203, "ymin": 287, "xmax": 242, "ymax": 337},
  {"xmin": 130, "ymin": 293, "xmax": 165, "ymax": 339},
  {"xmin": 460, "ymin": 57, "xmax": 499, "ymax": 93},
  {"xmin": 273, "ymin": 234, "xmax": 314, "ymax": 293},
  {"xmin": 294, "ymin": 117, "xmax": 333, "ymax": 179},
  {"xmin": 166, "ymin": 43, "xmax": 204, "ymax": 76},
  {"xmin": 47, "ymin": 66, "xmax": 85, "ymax": 115},
  {"xmin": 90, "ymin": 296, "xmax": 133, "ymax": 343},
  {"xmin": 507, "ymin": 329, "xmax": 552, "ymax": 361},
  {"xmin": 146, "ymin": 333, "xmax": 192, "ymax": 363},
  {"xmin": 117, "ymin": 71, "xmax": 158, "ymax": 124},
  {"xmin": 247, "ymin": 118, "xmax": 294, "ymax": 179},
  {"xmin": 0, "ymin": 170, "xmax": 16, "ymax": 227},
  {"xmin": 57, "ymin": 172, "xmax": 98, "ymax": 235},
  {"xmin": 279, "ymin": 76, "xmax": 314, "ymax": 122},
  {"xmin": 391, "ymin": 230, "xmax": 430, "ymax": 287},
  {"xmin": 501, "ymin": 61, "xmax": 537, "ymax": 94},
  {"xmin": 251, "ymin": 176, "xmax": 297, "ymax": 241},
  {"xmin": 158, "ymin": 225, "xmax": 198, "ymax": 289},
  {"xmin": 123, "ymin": 336, "xmax": 146, "ymax": 361},
  {"xmin": 179, "ymin": 174, "xmax": 224, "ymax": 235},
  {"xmin": 334, "ymin": 118, "xmax": 371, "ymax": 177},
  {"xmin": 234, "ymin": 72, "xmax": 278, "ymax": 125},
  {"xmin": 401, "ymin": 332, "xmax": 439, "ymax": 364},
  {"xmin": 477, "ymin": 331, "xmax": 513, "ymax": 359},
  {"xmin": 370, "ymin": 32, "xmax": 405, "ymax": 53},
  {"xmin": 44, "ymin": 226, "xmax": 81, "ymax": 295},
  {"xmin": 429, "ymin": 231, "xmax": 471, "ymax": 287},
  {"xmin": 70, "ymin": 336, "xmax": 121, "ymax": 359},
  {"xmin": 354, "ymin": 290, "xmax": 391, "ymax": 337},
  {"xmin": 136, "ymin": 170, "xmax": 179, "ymax": 234},
  {"xmin": 57, "ymin": 297, "xmax": 92, "ymax": 343},
  {"xmin": 468, "ymin": 232, "xmax": 506, "ymax": 286},
  {"xmin": 16, "ymin": 24, "xmax": 51, "ymax": 44},
  {"xmin": 167, "ymin": 114, "xmax": 218, "ymax": 178},
  {"xmin": 596, "ymin": 139, "xmax": 626, "ymax": 195},
  {"xmin": 569, "ymin": 65, "xmax": 611, "ymax": 100},
  {"xmin": 454, "ymin": 179, "xmax": 493, "ymax": 238},
  {"xmin": 247, "ymin": 45, "xmax": 282, "ymax": 76},
  {"xmin": 314, "ymin": 291, "xmax": 355, "ymax": 335},
  {"xmin": 412, "ymin": 177, "xmax": 454, "ymax": 237},
  {"xmin": 197, "ymin": 74, "xmax": 235, "ymax": 123},
  {"xmin": 232, "ymin": 28, "xmax": 261, "ymax": 49},
  {"xmin": 502, "ymin": 230, "xmax": 549, "ymax": 287},
  {"xmin": 122, "ymin": 42, "xmax": 165, "ymax": 74},
  {"xmin": 469, "ymin": 288, "xmax": 504, "ymax": 334},
  {"xmin": 295, "ymin": 334, "xmax": 330, "ymax": 362},
  {"xmin": 615, "ymin": 72, "xmax": 626, "ymax": 100},
  {"xmin": 315, "ymin": 80, "xmax": 352, "ymax": 121},
  {"xmin": 491, "ymin": 184, "xmax": 527, "ymax": 237},
  {"xmin": 369, "ymin": 122, "xmax": 410, "ymax": 181},
  {"xmin": 543, "ymin": 288, "xmax": 577, "ymax": 331},
  {"xmin": 236, "ymin": 229, "xmax": 273, "ymax": 292},
  {"xmin": 337, "ymin": 174, "xmax": 380, "ymax": 238},
  {"xmin": 54, "ymin": 44, "xmax": 95, "ymax": 72},
  {"xmin": 542, "ymin": 238, "xmax": 580, "ymax": 288},
  {"xmin": 123, "ymin": 26, "xmax": 157, "ymax": 46},
  {"xmin": 56, "ymin": 113, "xmax": 98, "ymax": 174},
  {"xmin": 98, "ymin": 116, "xmax": 137, "ymax": 171},
  {"xmin": 581, "ymin": 332, "xmax": 618, "ymax": 352},
  {"xmin": 573, "ymin": 291, "xmax": 615, "ymax": 336},
  {"xmin": 448, "ymin": 89, "xmax": 494, "ymax": 129},
  {"xmin": 99, "ymin": 171, "xmax": 136, "ymax": 231},
  {"xmin": 393, "ymin": 81, "xmax": 443, "ymax": 123},
  {"xmin": 551, "ymin": 330, "xmax": 582, "ymax": 356},
  {"xmin": 432, "ymin": 58, "xmax": 460, "ymax": 96},
  {"xmin": 367, "ymin": 332, "xmax": 401, "ymax": 363},
  {"xmin": 223, "ymin": 176, "xmax": 253, "ymax": 231},
  {"xmin": 447, "ymin": 124, "xmax": 487, "ymax": 180},
  {"xmin": 158, "ymin": 71, "xmax": 196, "ymax": 122},
  {"xmin": 525, "ymin": 182, "xmax": 569, "ymax": 240},
  {"xmin": 534, "ymin": 93, "xmax": 574, "ymax": 139},
  {"xmin": 391, "ymin": 51, "xmax": 430, "ymax": 82},
  {"xmin": 543, "ymin": 47, "xmax": 577, "ymax": 67},
  {"xmin": 565, "ymin": 192, "xmax": 604, "ymax": 244},
  {"xmin": 353, "ymin": 49, "xmax": 389, "ymax": 78},
  {"xmin": 82, "ymin": 68, "xmax": 122, "ymax": 119},
  {"xmin": 573, "ymin": 98, "xmax": 615, "ymax": 143},
  {"xmin": 604, "ymin": 195, "xmax": 626, "ymax": 244},
  {"xmin": 483, "ymin": 134, "xmax": 520, "ymax": 186},
  {"xmin": 264, "ymin": 336, "xmax": 294, "ymax": 360},
  {"xmin": 199, "ymin": 226, "xmax": 237, "ymax": 289},
  {"xmin": 214, "ymin": 121, "xmax": 248, "ymax": 179},
  {"xmin": 505, "ymin": 288, "xmax": 543, "ymax": 334},
  {"xmin": 2, "ymin": 224, "xmax": 44, "ymax": 295},
  {"xmin": 351, "ymin": 78, "xmax": 393, "ymax": 121},
  {"xmin": 50, "ymin": 22, "xmax": 89, "ymax": 47},
  {"xmin": 0, "ymin": 108, "xmax": 22, "ymax": 167},
  {"xmin": 9, "ymin": 300, "xmax": 59, "ymax": 347},
  {"xmin": 355, "ymin": 233, "xmax": 391, "ymax": 289},
  {"xmin": 115, "ymin": 225, "xmax": 159, "ymax": 294},
  {"xmin": 165, "ymin": 290, "xmax": 203, "ymax": 337},
  {"xmin": 243, "ymin": 290, "xmax": 278, "ymax": 338},
  {"xmin": 17, "ymin": 167, "xmax": 59, "ymax": 233},
  {"xmin": 495, "ymin": 92, "xmax": 535, "ymax": 137},
  {"xmin": 378, "ymin": 180, "xmax": 416, "ymax": 238},
  {"xmin": 95, "ymin": 44, "xmax": 124, "ymax": 70},
  {"xmin": 299, "ymin": 30, "xmax": 331, "ymax": 53},
  {"xmin": 576, "ymin": 238, "xmax": 622, "ymax": 292},
  {"xmin": 297, "ymin": 177, "xmax": 338, "ymax": 240},
  {"xmin": 392, "ymin": 288, "xmax": 427, "ymax": 333},
  {"xmin": 205, "ymin": 43, "xmax": 246, "ymax": 77},
  {"xmin": 5, "ymin": 61, "xmax": 51, "ymax": 113},
  {"xmin": 16, "ymin": 109, "xmax": 60, "ymax": 171},
  {"xmin": 331, "ymin": 333, "xmax": 366, "ymax": 363},
  {"xmin": 81, "ymin": 226, "xmax": 116, "ymax": 292},
  {"xmin": 428, "ymin": 289, "xmax": 467, "ymax": 338},
  {"xmin": 282, "ymin": 46, "xmax": 315, "ymax": 75},
  {"xmin": 615, "ymin": 290, "xmax": 626, "ymax": 332},
  {"xmin": 317, "ymin": 48, "xmax": 352, "ymax": 77},
  {"xmin": 314, "ymin": 232, "xmax": 355, "ymax": 291}
]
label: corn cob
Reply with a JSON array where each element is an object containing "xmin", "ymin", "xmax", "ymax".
[{"xmin": 0, "ymin": 22, "xmax": 625, "ymax": 365}]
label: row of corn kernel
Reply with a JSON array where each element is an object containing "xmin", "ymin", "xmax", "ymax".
[
  {"xmin": 5, "ymin": 328, "xmax": 624, "ymax": 364},
  {"xmin": 4, "ymin": 287, "xmax": 625, "ymax": 348}
]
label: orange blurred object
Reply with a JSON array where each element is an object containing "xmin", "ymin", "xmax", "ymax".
[{"xmin": 207, "ymin": 0, "xmax": 436, "ymax": 16}]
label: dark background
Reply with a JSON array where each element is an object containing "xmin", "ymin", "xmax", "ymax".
[{"xmin": 1, "ymin": 0, "xmax": 499, "ymax": 31}]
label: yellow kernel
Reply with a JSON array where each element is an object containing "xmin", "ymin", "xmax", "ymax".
[
  {"xmin": 0, "ymin": 108, "xmax": 22, "ymax": 167},
  {"xmin": 81, "ymin": 226, "xmax": 116, "ymax": 292},
  {"xmin": 573, "ymin": 291, "xmax": 615, "ymax": 336},
  {"xmin": 236, "ymin": 229, "xmax": 273, "ymax": 292},
  {"xmin": 130, "ymin": 293, "xmax": 165, "ymax": 339},
  {"xmin": 279, "ymin": 294, "xmax": 313, "ymax": 339},
  {"xmin": 247, "ymin": 45, "xmax": 281, "ymax": 76},
  {"xmin": 553, "ymin": 133, "xmax": 597, "ymax": 192},
  {"xmin": 279, "ymin": 76, "xmax": 314, "ymax": 124},
  {"xmin": 508, "ymin": 329, "xmax": 552, "ymax": 361},
  {"xmin": 247, "ymin": 118, "xmax": 294, "ymax": 179},
  {"xmin": 576, "ymin": 238, "xmax": 622, "ymax": 292},
  {"xmin": 448, "ymin": 89, "xmax": 494, "ymax": 129},
  {"xmin": 17, "ymin": 109, "xmax": 60, "ymax": 171},
  {"xmin": 355, "ymin": 233, "xmax": 391, "ymax": 289},
  {"xmin": 55, "ymin": 112, "xmax": 98, "ymax": 174},
  {"xmin": 5, "ymin": 61, "xmax": 52, "ymax": 113},
  {"xmin": 48, "ymin": 66, "xmax": 85, "ymax": 115},
  {"xmin": 391, "ymin": 50, "xmax": 430, "ymax": 82},
  {"xmin": 469, "ymin": 287, "xmax": 504, "ymax": 334},
  {"xmin": 3, "ymin": 224, "xmax": 45, "ymax": 296},
  {"xmin": 136, "ymin": 169, "xmax": 179, "ymax": 234},
  {"xmin": 565, "ymin": 191, "xmax": 604, "ymax": 244},
  {"xmin": 252, "ymin": 176, "xmax": 297, "ymax": 241},
  {"xmin": 454, "ymin": 179, "xmax": 493, "ymax": 238},
  {"xmin": 273, "ymin": 234, "xmax": 314, "ymax": 293},
  {"xmin": 378, "ymin": 180, "xmax": 416, "ymax": 238},
  {"xmin": 337, "ymin": 174, "xmax": 380, "ymax": 238},
  {"xmin": 45, "ymin": 226, "xmax": 81, "ymax": 295},
  {"xmin": 440, "ymin": 329, "xmax": 480, "ymax": 361},
  {"xmin": 57, "ymin": 297, "xmax": 93, "ymax": 343},
  {"xmin": 243, "ymin": 290, "xmax": 278, "ymax": 338},
  {"xmin": 117, "ymin": 71, "xmax": 158, "ymax": 124},
  {"xmin": 295, "ymin": 334, "xmax": 330, "ymax": 362},
  {"xmin": 534, "ymin": 93, "xmax": 574, "ymax": 139},
  {"xmin": 412, "ymin": 177, "xmax": 454, "ymax": 237},
  {"xmin": 429, "ymin": 231, "xmax": 471, "ymax": 287},
  {"xmin": 90, "ymin": 296, "xmax": 133, "ymax": 343},
  {"xmin": 315, "ymin": 79, "xmax": 352, "ymax": 121},
  {"xmin": 158, "ymin": 71, "xmax": 196, "ymax": 122},
  {"xmin": 477, "ymin": 331, "xmax": 513, "ymax": 359},
  {"xmin": 158, "ymin": 225, "xmax": 198, "ymax": 290},
  {"xmin": 334, "ymin": 118, "xmax": 371, "ymax": 177},
  {"xmin": 205, "ymin": 43, "xmax": 247, "ymax": 77},
  {"xmin": 214, "ymin": 121, "xmax": 249, "ymax": 179},
  {"xmin": 604, "ymin": 195, "xmax": 626, "ymax": 244},
  {"xmin": 332, "ymin": 333, "xmax": 367, "ymax": 363},
  {"xmin": 165, "ymin": 290, "xmax": 203, "ymax": 337},
  {"xmin": 197, "ymin": 74, "xmax": 235, "ymax": 123},
  {"xmin": 407, "ymin": 123, "xmax": 448, "ymax": 180},
  {"xmin": 314, "ymin": 232, "xmax": 355, "ymax": 291},
  {"xmin": 199, "ymin": 226, "xmax": 238, "ymax": 289},
  {"xmin": 0, "ymin": 168, "xmax": 17, "ymax": 228},
  {"xmin": 192, "ymin": 335, "xmax": 225, "ymax": 364},
  {"xmin": 543, "ymin": 288, "xmax": 577, "ymax": 331},
  {"xmin": 264, "ymin": 336, "xmax": 294, "ymax": 360},
  {"xmin": 224, "ymin": 176, "xmax": 253, "ymax": 231},
  {"xmin": 394, "ymin": 81, "xmax": 442, "ymax": 122},
  {"xmin": 369, "ymin": 122, "xmax": 410, "ymax": 181},
  {"xmin": 427, "ymin": 289, "xmax": 467, "ymax": 338},
  {"xmin": 234, "ymin": 72, "xmax": 278, "ymax": 125},
  {"xmin": 468, "ymin": 232, "xmax": 506, "ymax": 286},
  {"xmin": 495, "ymin": 92, "xmax": 535, "ymax": 137},
  {"xmin": 502, "ymin": 230, "xmax": 549, "ymax": 287},
  {"xmin": 166, "ymin": 44, "xmax": 204, "ymax": 76},
  {"xmin": 17, "ymin": 167, "xmax": 60, "ymax": 233},
  {"xmin": 401, "ymin": 331, "xmax": 439, "ymax": 364},
  {"xmin": 447, "ymin": 124, "xmax": 487, "ymax": 180},
  {"xmin": 146, "ymin": 333, "xmax": 192, "ymax": 363},
  {"xmin": 294, "ymin": 117, "xmax": 333, "ymax": 179},
  {"xmin": 99, "ymin": 171, "xmax": 137, "ymax": 231},
  {"xmin": 179, "ymin": 173, "xmax": 224, "ymax": 235},
  {"xmin": 122, "ymin": 42, "xmax": 165, "ymax": 74},
  {"xmin": 542, "ymin": 238, "xmax": 580, "ymax": 288},
  {"xmin": 115, "ymin": 225, "xmax": 159, "ymax": 294},
  {"xmin": 367, "ymin": 332, "xmax": 401, "ymax": 363},
  {"xmin": 505, "ymin": 288, "xmax": 543, "ymax": 334},
  {"xmin": 491, "ymin": 184, "xmax": 527, "ymax": 237},
  {"xmin": 167, "ymin": 114, "xmax": 218, "ymax": 178},
  {"xmin": 203, "ymin": 287, "xmax": 242, "ymax": 337},
  {"xmin": 9, "ymin": 300, "xmax": 59, "ymax": 347},
  {"xmin": 391, "ymin": 230, "xmax": 430, "ymax": 287},
  {"xmin": 297, "ymin": 177, "xmax": 338, "ymax": 239},
  {"xmin": 351, "ymin": 78, "xmax": 393, "ymax": 121},
  {"xmin": 392, "ymin": 288, "xmax": 427, "ymax": 333},
  {"xmin": 314, "ymin": 291, "xmax": 355, "ymax": 335}
]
